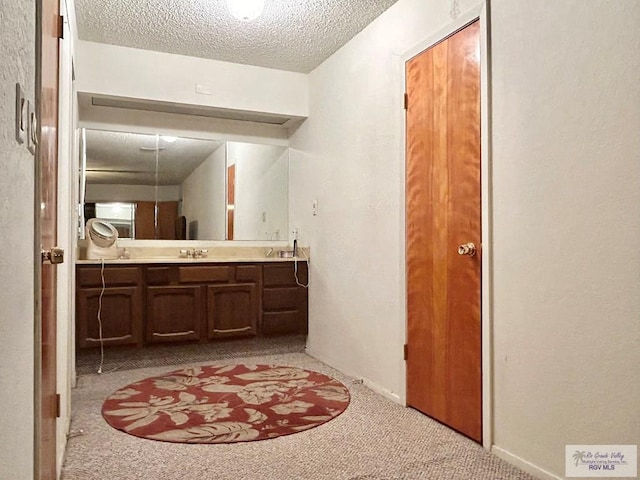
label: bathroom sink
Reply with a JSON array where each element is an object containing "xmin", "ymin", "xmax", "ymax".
[{"xmin": 277, "ymin": 250, "xmax": 295, "ymax": 258}]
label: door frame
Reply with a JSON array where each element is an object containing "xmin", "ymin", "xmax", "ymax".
[
  {"xmin": 34, "ymin": 0, "xmax": 61, "ymax": 476},
  {"xmin": 397, "ymin": 2, "xmax": 493, "ymax": 449}
]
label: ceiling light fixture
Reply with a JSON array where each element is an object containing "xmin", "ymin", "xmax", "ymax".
[{"xmin": 226, "ymin": 0, "xmax": 264, "ymax": 21}]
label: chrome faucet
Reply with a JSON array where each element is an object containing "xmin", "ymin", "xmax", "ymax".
[{"xmin": 180, "ymin": 248, "xmax": 208, "ymax": 258}]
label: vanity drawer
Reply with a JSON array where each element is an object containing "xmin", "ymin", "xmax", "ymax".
[
  {"xmin": 178, "ymin": 265, "xmax": 231, "ymax": 283},
  {"xmin": 263, "ymin": 287, "xmax": 300, "ymax": 310},
  {"xmin": 262, "ymin": 311, "xmax": 306, "ymax": 335},
  {"xmin": 77, "ymin": 266, "xmax": 140, "ymax": 287},
  {"xmin": 263, "ymin": 263, "xmax": 307, "ymax": 287},
  {"xmin": 146, "ymin": 266, "xmax": 173, "ymax": 285},
  {"xmin": 236, "ymin": 265, "xmax": 260, "ymax": 283}
]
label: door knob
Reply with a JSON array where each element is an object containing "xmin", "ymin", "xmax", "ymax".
[
  {"xmin": 42, "ymin": 247, "xmax": 64, "ymax": 264},
  {"xmin": 457, "ymin": 243, "xmax": 476, "ymax": 257}
]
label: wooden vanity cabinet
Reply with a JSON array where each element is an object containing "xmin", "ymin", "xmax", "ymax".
[
  {"xmin": 176, "ymin": 264, "xmax": 260, "ymax": 340},
  {"xmin": 262, "ymin": 262, "xmax": 308, "ymax": 335},
  {"xmin": 143, "ymin": 264, "xmax": 259, "ymax": 342},
  {"xmin": 76, "ymin": 266, "xmax": 143, "ymax": 348},
  {"xmin": 76, "ymin": 261, "xmax": 306, "ymax": 349}
]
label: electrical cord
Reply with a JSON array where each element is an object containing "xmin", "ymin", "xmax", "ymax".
[
  {"xmin": 97, "ymin": 258, "xmax": 105, "ymax": 374},
  {"xmin": 294, "ymin": 247, "xmax": 310, "ymax": 288}
]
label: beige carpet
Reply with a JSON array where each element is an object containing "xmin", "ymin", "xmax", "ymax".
[{"xmin": 63, "ymin": 349, "xmax": 535, "ymax": 480}]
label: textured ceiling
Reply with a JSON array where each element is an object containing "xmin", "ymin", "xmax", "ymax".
[
  {"xmin": 74, "ymin": 0, "xmax": 400, "ymax": 73},
  {"xmin": 86, "ymin": 129, "xmax": 223, "ymax": 185}
]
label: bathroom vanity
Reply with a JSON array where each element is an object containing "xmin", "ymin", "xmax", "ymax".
[
  {"xmin": 76, "ymin": 128, "xmax": 305, "ymax": 349},
  {"xmin": 75, "ymin": 254, "xmax": 308, "ymax": 349}
]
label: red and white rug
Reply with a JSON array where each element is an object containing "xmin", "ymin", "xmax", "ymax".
[{"xmin": 102, "ymin": 364, "xmax": 350, "ymax": 444}]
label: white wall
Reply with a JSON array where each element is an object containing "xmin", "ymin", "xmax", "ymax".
[
  {"xmin": 0, "ymin": 0, "xmax": 35, "ymax": 478},
  {"xmin": 227, "ymin": 142, "xmax": 288, "ymax": 240},
  {"xmin": 85, "ymin": 184, "xmax": 181, "ymax": 203},
  {"xmin": 490, "ymin": 1, "xmax": 640, "ymax": 477},
  {"xmin": 75, "ymin": 40, "xmax": 309, "ymax": 119},
  {"xmin": 291, "ymin": 0, "xmax": 640, "ymax": 479},
  {"xmin": 289, "ymin": 0, "xmax": 483, "ymax": 401},
  {"xmin": 181, "ymin": 144, "xmax": 226, "ymax": 240}
]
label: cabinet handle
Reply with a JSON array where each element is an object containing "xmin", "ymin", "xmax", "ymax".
[
  {"xmin": 212, "ymin": 327, "xmax": 252, "ymax": 333},
  {"xmin": 87, "ymin": 335, "xmax": 130, "ymax": 342},
  {"xmin": 153, "ymin": 331, "xmax": 195, "ymax": 337}
]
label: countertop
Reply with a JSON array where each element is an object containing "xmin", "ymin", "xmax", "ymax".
[
  {"xmin": 76, "ymin": 256, "xmax": 303, "ymax": 265},
  {"xmin": 76, "ymin": 246, "xmax": 310, "ymax": 265}
]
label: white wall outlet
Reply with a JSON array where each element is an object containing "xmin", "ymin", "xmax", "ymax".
[
  {"xmin": 312, "ymin": 199, "xmax": 318, "ymax": 216},
  {"xmin": 195, "ymin": 83, "xmax": 214, "ymax": 95}
]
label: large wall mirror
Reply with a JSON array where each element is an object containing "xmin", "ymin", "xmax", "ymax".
[{"xmin": 80, "ymin": 128, "xmax": 289, "ymax": 241}]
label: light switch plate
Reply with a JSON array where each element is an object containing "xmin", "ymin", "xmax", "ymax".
[
  {"xmin": 27, "ymin": 99, "xmax": 36, "ymax": 155},
  {"xmin": 15, "ymin": 83, "xmax": 26, "ymax": 145}
]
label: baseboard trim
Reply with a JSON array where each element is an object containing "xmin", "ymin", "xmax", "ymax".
[
  {"xmin": 305, "ymin": 346, "xmax": 402, "ymax": 405},
  {"xmin": 492, "ymin": 446, "xmax": 563, "ymax": 480},
  {"xmin": 361, "ymin": 377, "xmax": 401, "ymax": 403},
  {"xmin": 303, "ymin": 345, "xmax": 323, "ymax": 363},
  {"xmin": 57, "ymin": 415, "xmax": 71, "ymax": 477}
]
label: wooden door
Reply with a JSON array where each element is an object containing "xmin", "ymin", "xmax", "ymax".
[
  {"xmin": 405, "ymin": 21, "xmax": 482, "ymax": 442},
  {"xmin": 36, "ymin": 0, "xmax": 60, "ymax": 476},
  {"xmin": 135, "ymin": 201, "xmax": 156, "ymax": 239},
  {"xmin": 157, "ymin": 201, "xmax": 178, "ymax": 240},
  {"xmin": 135, "ymin": 201, "xmax": 178, "ymax": 239}
]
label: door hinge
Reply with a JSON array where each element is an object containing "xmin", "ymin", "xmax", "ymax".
[
  {"xmin": 403, "ymin": 344, "xmax": 408, "ymax": 361},
  {"xmin": 57, "ymin": 15, "xmax": 64, "ymax": 39},
  {"xmin": 55, "ymin": 393, "xmax": 61, "ymax": 418},
  {"xmin": 403, "ymin": 93, "xmax": 408, "ymax": 110}
]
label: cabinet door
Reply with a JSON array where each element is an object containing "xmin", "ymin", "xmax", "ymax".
[
  {"xmin": 76, "ymin": 287, "xmax": 142, "ymax": 348},
  {"xmin": 147, "ymin": 286, "xmax": 201, "ymax": 343},
  {"xmin": 207, "ymin": 283, "xmax": 257, "ymax": 338}
]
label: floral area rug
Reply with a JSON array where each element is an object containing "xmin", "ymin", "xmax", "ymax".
[{"xmin": 102, "ymin": 364, "xmax": 350, "ymax": 444}]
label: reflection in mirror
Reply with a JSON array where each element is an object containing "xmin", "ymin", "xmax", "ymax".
[
  {"xmin": 226, "ymin": 142, "xmax": 289, "ymax": 241},
  {"xmin": 80, "ymin": 129, "xmax": 289, "ymax": 241},
  {"xmin": 89, "ymin": 202, "xmax": 136, "ymax": 239}
]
